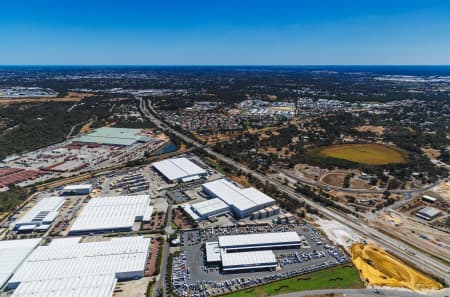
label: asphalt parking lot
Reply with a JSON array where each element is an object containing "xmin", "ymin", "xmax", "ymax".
[{"xmin": 174, "ymin": 223, "xmax": 350, "ymax": 297}]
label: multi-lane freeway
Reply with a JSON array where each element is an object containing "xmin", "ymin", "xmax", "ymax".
[{"xmin": 138, "ymin": 97, "xmax": 449, "ymax": 285}]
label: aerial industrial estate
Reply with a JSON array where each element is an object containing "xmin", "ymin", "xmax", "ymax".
[{"xmin": 0, "ymin": 66, "xmax": 449, "ymax": 297}]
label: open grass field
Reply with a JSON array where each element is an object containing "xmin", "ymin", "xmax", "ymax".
[
  {"xmin": 318, "ymin": 144, "xmax": 407, "ymax": 165},
  {"xmin": 221, "ymin": 266, "xmax": 363, "ymax": 297},
  {"xmin": 351, "ymin": 243, "xmax": 443, "ymax": 291}
]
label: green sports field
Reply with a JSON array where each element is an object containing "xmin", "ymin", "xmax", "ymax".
[
  {"xmin": 220, "ymin": 266, "xmax": 363, "ymax": 297},
  {"xmin": 318, "ymin": 144, "xmax": 407, "ymax": 165}
]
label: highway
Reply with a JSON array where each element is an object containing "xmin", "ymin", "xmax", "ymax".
[{"xmin": 138, "ymin": 97, "xmax": 449, "ymax": 284}]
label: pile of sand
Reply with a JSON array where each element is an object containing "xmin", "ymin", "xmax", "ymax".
[
  {"xmin": 316, "ymin": 218, "xmax": 362, "ymax": 250},
  {"xmin": 351, "ymin": 243, "xmax": 443, "ymax": 291}
]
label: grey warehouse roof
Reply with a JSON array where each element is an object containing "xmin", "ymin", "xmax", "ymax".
[
  {"xmin": 8, "ymin": 236, "xmax": 150, "ymax": 287},
  {"xmin": 13, "ymin": 197, "xmax": 65, "ymax": 230},
  {"xmin": 152, "ymin": 157, "xmax": 206, "ymax": 181},
  {"xmin": 191, "ymin": 198, "xmax": 229, "ymax": 217},
  {"xmin": 220, "ymin": 250, "xmax": 277, "ymax": 271},
  {"xmin": 218, "ymin": 232, "xmax": 301, "ymax": 250},
  {"xmin": 0, "ymin": 239, "xmax": 41, "ymax": 288},
  {"xmin": 11, "ymin": 274, "xmax": 117, "ymax": 297},
  {"xmin": 69, "ymin": 195, "xmax": 151, "ymax": 234},
  {"xmin": 202, "ymin": 179, "xmax": 275, "ymax": 212},
  {"xmin": 417, "ymin": 206, "xmax": 441, "ymax": 218}
]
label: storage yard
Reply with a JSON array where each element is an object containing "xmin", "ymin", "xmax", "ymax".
[{"xmin": 0, "ymin": 127, "xmax": 168, "ymax": 190}]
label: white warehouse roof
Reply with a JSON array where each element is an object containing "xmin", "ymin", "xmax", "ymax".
[
  {"xmin": 0, "ymin": 239, "xmax": 41, "ymax": 288},
  {"xmin": 69, "ymin": 195, "xmax": 151, "ymax": 234},
  {"xmin": 205, "ymin": 242, "xmax": 221, "ymax": 263},
  {"xmin": 152, "ymin": 157, "xmax": 206, "ymax": 181},
  {"xmin": 13, "ymin": 197, "xmax": 65, "ymax": 230},
  {"xmin": 202, "ymin": 179, "xmax": 275, "ymax": 214},
  {"xmin": 220, "ymin": 250, "xmax": 277, "ymax": 271},
  {"xmin": 191, "ymin": 198, "xmax": 229, "ymax": 218},
  {"xmin": 218, "ymin": 232, "xmax": 301, "ymax": 250},
  {"xmin": 63, "ymin": 184, "xmax": 93, "ymax": 191},
  {"xmin": 11, "ymin": 274, "xmax": 117, "ymax": 297},
  {"xmin": 8, "ymin": 236, "xmax": 150, "ymax": 289}
]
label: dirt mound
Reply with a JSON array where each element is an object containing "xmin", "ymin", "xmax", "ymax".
[{"xmin": 351, "ymin": 243, "xmax": 442, "ymax": 291}]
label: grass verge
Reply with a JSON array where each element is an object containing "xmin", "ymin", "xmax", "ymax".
[{"xmin": 220, "ymin": 265, "xmax": 363, "ymax": 297}]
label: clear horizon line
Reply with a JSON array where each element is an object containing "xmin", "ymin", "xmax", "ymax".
[{"xmin": 1, "ymin": 64, "xmax": 450, "ymax": 67}]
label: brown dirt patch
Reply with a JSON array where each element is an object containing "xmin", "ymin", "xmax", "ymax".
[
  {"xmin": 146, "ymin": 238, "xmax": 161, "ymax": 276},
  {"xmin": 0, "ymin": 92, "xmax": 92, "ymax": 105},
  {"xmin": 354, "ymin": 125, "xmax": 386, "ymax": 136},
  {"xmin": 322, "ymin": 173, "xmax": 346, "ymax": 187},
  {"xmin": 173, "ymin": 209, "xmax": 193, "ymax": 229}
]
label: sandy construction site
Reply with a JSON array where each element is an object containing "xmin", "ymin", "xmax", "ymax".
[{"xmin": 351, "ymin": 243, "xmax": 443, "ymax": 291}]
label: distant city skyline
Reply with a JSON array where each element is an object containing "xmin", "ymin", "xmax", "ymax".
[{"xmin": 1, "ymin": 0, "xmax": 450, "ymax": 65}]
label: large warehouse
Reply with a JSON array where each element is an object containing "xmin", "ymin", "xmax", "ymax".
[
  {"xmin": 12, "ymin": 197, "xmax": 65, "ymax": 232},
  {"xmin": 78, "ymin": 127, "xmax": 150, "ymax": 146},
  {"xmin": 11, "ymin": 274, "xmax": 116, "ymax": 297},
  {"xmin": 0, "ymin": 239, "xmax": 41, "ymax": 288},
  {"xmin": 202, "ymin": 179, "xmax": 275, "ymax": 218},
  {"xmin": 152, "ymin": 157, "xmax": 207, "ymax": 183},
  {"xmin": 7, "ymin": 236, "xmax": 150, "ymax": 294},
  {"xmin": 182, "ymin": 198, "xmax": 230, "ymax": 221},
  {"xmin": 218, "ymin": 232, "xmax": 301, "ymax": 251},
  {"xmin": 205, "ymin": 232, "xmax": 301, "ymax": 272},
  {"xmin": 220, "ymin": 250, "xmax": 277, "ymax": 272},
  {"xmin": 69, "ymin": 195, "xmax": 151, "ymax": 235}
]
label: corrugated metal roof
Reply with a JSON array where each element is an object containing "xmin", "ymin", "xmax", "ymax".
[
  {"xmin": 11, "ymin": 274, "xmax": 117, "ymax": 297},
  {"xmin": 152, "ymin": 157, "xmax": 206, "ymax": 181},
  {"xmin": 205, "ymin": 242, "xmax": 221, "ymax": 263},
  {"xmin": 220, "ymin": 250, "xmax": 276, "ymax": 269},
  {"xmin": 8, "ymin": 237, "xmax": 150, "ymax": 286},
  {"xmin": 191, "ymin": 198, "xmax": 229, "ymax": 217},
  {"xmin": 0, "ymin": 239, "xmax": 41, "ymax": 288},
  {"xmin": 13, "ymin": 197, "xmax": 65, "ymax": 229},
  {"xmin": 78, "ymin": 127, "xmax": 147, "ymax": 146},
  {"xmin": 69, "ymin": 195, "xmax": 150, "ymax": 234},
  {"xmin": 202, "ymin": 179, "xmax": 275, "ymax": 212},
  {"xmin": 218, "ymin": 232, "xmax": 301, "ymax": 249}
]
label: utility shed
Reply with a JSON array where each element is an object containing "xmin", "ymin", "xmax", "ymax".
[
  {"xmin": 69, "ymin": 195, "xmax": 151, "ymax": 235},
  {"xmin": 152, "ymin": 157, "xmax": 206, "ymax": 182},
  {"xmin": 218, "ymin": 232, "xmax": 301, "ymax": 251},
  {"xmin": 12, "ymin": 197, "xmax": 65, "ymax": 232},
  {"xmin": 7, "ymin": 236, "xmax": 150, "ymax": 290},
  {"xmin": 0, "ymin": 239, "xmax": 41, "ymax": 288}
]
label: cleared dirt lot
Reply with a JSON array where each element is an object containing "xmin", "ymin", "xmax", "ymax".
[
  {"xmin": 0, "ymin": 92, "xmax": 92, "ymax": 105},
  {"xmin": 351, "ymin": 243, "xmax": 442, "ymax": 291}
]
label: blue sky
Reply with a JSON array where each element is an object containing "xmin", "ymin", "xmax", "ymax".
[{"xmin": 0, "ymin": 0, "xmax": 449, "ymax": 65}]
